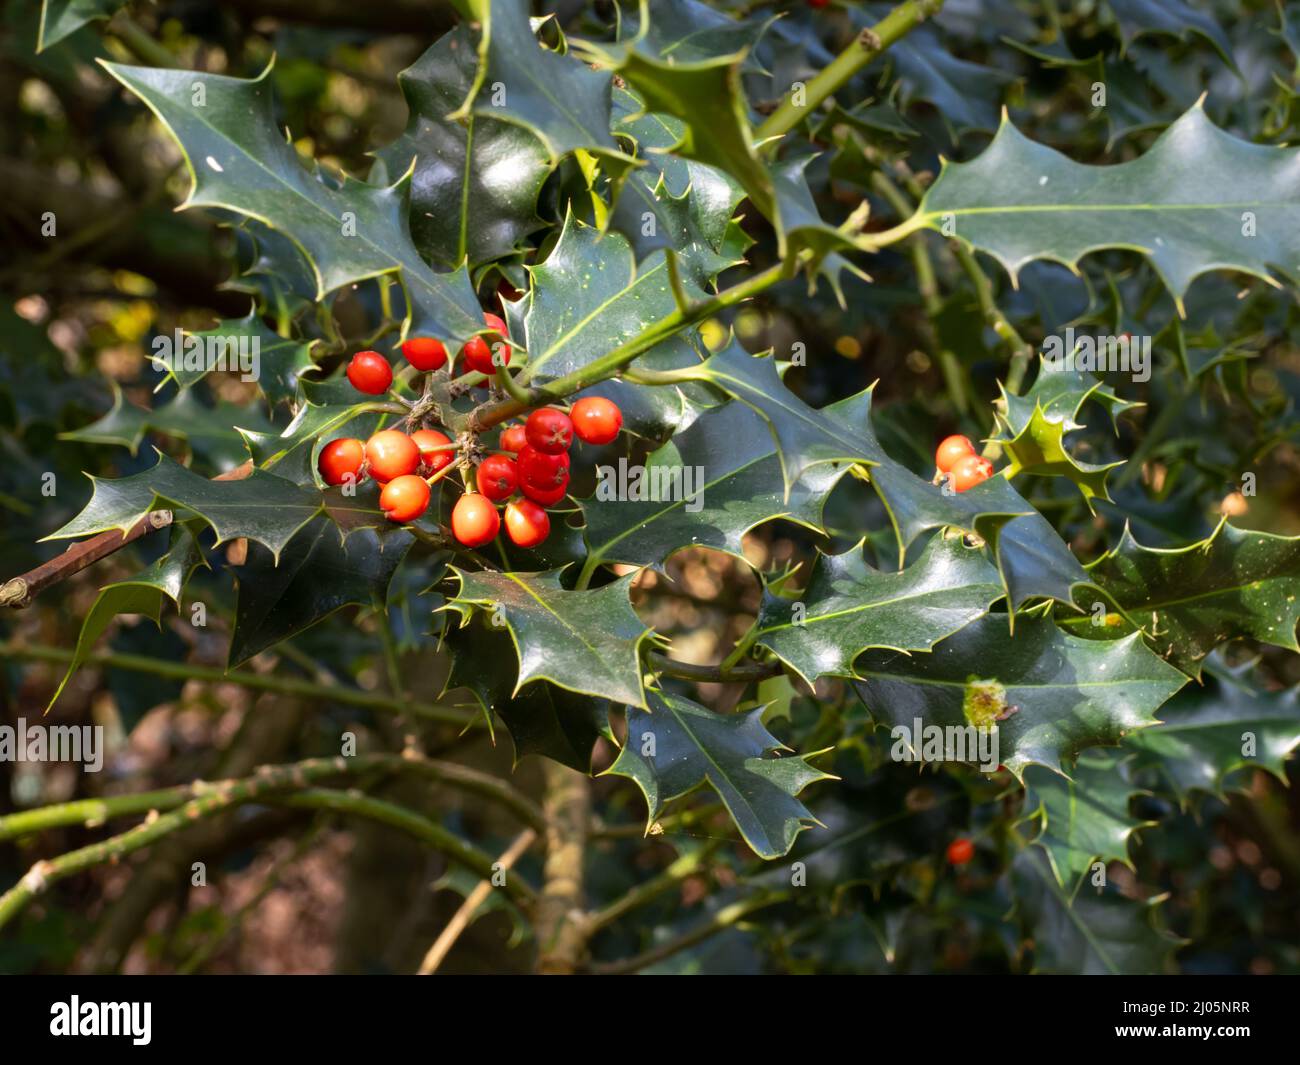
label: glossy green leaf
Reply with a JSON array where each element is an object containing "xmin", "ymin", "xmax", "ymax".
[
  {"xmin": 520, "ymin": 214, "xmax": 702, "ymax": 382},
  {"xmin": 163, "ymin": 311, "xmax": 318, "ymax": 405},
  {"xmin": 607, "ymin": 689, "xmax": 833, "ymax": 859},
  {"xmin": 47, "ymin": 523, "xmax": 206, "ymax": 711},
  {"xmin": 617, "ymin": 0, "xmax": 774, "ymax": 65},
  {"xmin": 1124, "ymin": 653, "xmax": 1300, "ymax": 798},
  {"xmin": 994, "ymin": 358, "xmax": 1140, "ymax": 508},
  {"xmin": 854, "ymin": 615, "xmax": 1188, "ymax": 777},
  {"xmin": 375, "ymin": 25, "xmax": 550, "ymax": 271},
  {"xmin": 462, "ymin": 0, "xmax": 632, "ymax": 169},
  {"xmin": 606, "ymin": 122, "xmax": 744, "ymax": 285},
  {"xmin": 442, "ymin": 617, "xmax": 612, "ymax": 771},
  {"xmin": 1022, "ymin": 751, "xmax": 1151, "ymax": 890},
  {"xmin": 38, "ymin": 0, "xmax": 120, "ymax": 51},
  {"xmin": 1011, "ymin": 848, "xmax": 1182, "ymax": 974},
  {"xmin": 695, "ymin": 342, "xmax": 1089, "ymax": 608},
  {"xmin": 581, "ymin": 37, "xmax": 774, "ymax": 222},
  {"xmin": 446, "ymin": 568, "xmax": 651, "ymax": 708},
  {"xmin": 911, "ymin": 103, "xmax": 1300, "ymax": 310},
  {"xmin": 755, "ymin": 535, "xmax": 1005, "ymax": 685},
  {"xmin": 229, "ymin": 517, "xmax": 413, "ymax": 667},
  {"xmin": 1068, "ymin": 520, "xmax": 1300, "ymax": 677},
  {"xmin": 62, "ymin": 385, "xmax": 275, "ymax": 473},
  {"xmin": 101, "ymin": 61, "xmax": 485, "ymax": 344},
  {"xmin": 47, "ymin": 451, "xmax": 324, "ymax": 563},
  {"xmin": 581, "ymin": 399, "xmax": 848, "ymax": 571},
  {"xmin": 1107, "ymin": 0, "xmax": 1235, "ymax": 69}
]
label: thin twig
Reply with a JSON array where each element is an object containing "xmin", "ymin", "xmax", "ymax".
[{"xmin": 418, "ymin": 828, "xmax": 538, "ymax": 974}]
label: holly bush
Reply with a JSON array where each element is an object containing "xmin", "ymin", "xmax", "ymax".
[{"xmin": 2, "ymin": 0, "xmax": 1299, "ymax": 976}]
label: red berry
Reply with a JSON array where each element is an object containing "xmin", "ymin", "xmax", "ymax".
[
  {"xmin": 570, "ymin": 396, "xmax": 623, "ymax": 445},
  {"xmin": 950, "ymin": 454, "xmax": 994, "ymax": 493},
  {"xmin": 500, "ymin": 425, "xmax": 528, "ymax": 453},
  {"xmin": 477, "ymin": 454, "xmax": 518, "ymax": 501},
  {"xmin": 809, "ymin": 0, "xmax": 830, "ymax": 7},
  {"xmin": 365, "ymin": 429, "xmax": 420, "ymax": 482},
  {"xmin": 504, "ymin": 498, "xmax": 551, "ymax": 548},
  {"xmin": 462, "ymin": 312, "xmax": 511, "ymax": 376},
  {"xmin": 517, "ymin": 445, "xmax": 570, "ymax": 491},
  {"xmin": 451, "ymin": 493, "xmax": 500, "ymax": 547},
  {"xmin": 935, "ymin": 434, "xmax": 976, "ymax": 473},
  {"xmin": 402, "ymin": 337, "xmax": 448, "ymax": 372},
  {"xmin": 947, "ymin": 838, "xmax": 975, "ymax": 865},
  {"xmin": 346, "ymin": 350, "xmax": 393, "ymax": 394},
  {"xmin": 520, "ymin": 479, "xmax": 568, "ymax": 506},
  {"xmin": 380, "ymin": 474, "xmax": 431, "ymax": 523},
  {"xmin": 318, "ymin": 437, "xmax": 365, "ymax": 487},
  {"xmin": 525, "ymin": 407, "xmax": 574, "ymax": 454},
  {"xmin": 411, "ymin": 429, "xmax": 454, "ymax": 476}
]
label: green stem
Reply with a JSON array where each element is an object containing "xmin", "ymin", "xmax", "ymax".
[
  {"xmin": 0, "ymin": 642, "xmax": 473, "ymax": 727},
  {"xmin": 105, "ymin": 13, "xmax": 176, "ymax": 68},
  {"xmin": 272, "ymin": 789, "xmax": 536, "ymax": 906},
  {"xmin": 870, "ymin": 170, "xmax": 972, "ymax": 416},
  {"xmin": 465, "ymin": 261, "xmax": 789, "ymax": 434},
  {"xmin": 757, "ymin": 0, "xmax": 944, "ymax": 141},
  {"xmin": 590, "ymin": 890, "xmax": 788, "ymax": 974},
  {"xmin": 574, "ymin": 555, "xmax": 602, "ymax": 592},
  {"xmin": 584, "ymin": 841, "xmax": 723, "ymax": 936},
  {"xmin": 0, "ymin": 768, "xmax": 533, "ymax": 931},
  {"xmin": 0, "ymin": 753, "xmax": 546, "ymax": 843},
  {"xmin": 648, "ymin": 652, "xmax": 782, "ymax": 684}
]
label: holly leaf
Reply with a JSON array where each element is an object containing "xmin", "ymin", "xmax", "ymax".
[
  {"xmin": 909, "ymin": 103, "xmax": 1300, "ymax": 312},
  {"xmin": 229, "ymin": 518, "xmax": 413, "ymax": 667},
  {"xmin": 770, "ymin": 155, "xmax": 871, "ymax": 302},
  {"xmin": 1123, "ymin": 653, "xmax": 1300, "ymax": 798},
  {"xmin": 993, "ymin": 357, "xmax": 1141, "ymax": 509},
  {"xmin": 617, "ymin": 0, "xmax": 775, "ymax": 65},
  {"xmin": 754, "ymin": 535, "xmax": 1005, "ymax": 685},
  {"xmin": 460, "ymin": 0, "xmax": 632, "ymax": 170},
  {"xmin": 693, "ymin": 343, "xmax": 881, "ymax": 495},
  {"xmin": 443, "ymin": 612, "xmax": 616, "ymax": 772},
  {"xmin": 854, "ymin": 615, "xmax": 1188, "ymax": 777},
  {"xmin": 47, "ymin": 523, "xmax": 206, "ymax": 711},
  {"xmin": 1021, "ymin": 751, "xmax": 1151, "ymax": 891},
  {"xmin": 1106, "ymin": 0, "xmax": 1236, "ymax": 70},
  {"xmin": 38, "ymin": 0, "xmax": 121, "ymax": 51},
  {"xmin": 47, "ymin": 451, "xmax": 324, "ymax": 563},
  {"xmin": 1068, "ymin": 520, "xmax": 1300, "ymax": 678},
  {"xmin": 879, "ymin": 20, "xmax": 1016, "ymax": 136},
  {"xmin": 580, "ymin": 400, "xmax": 848, "ymax": 571},
  {"xmin": 605, "ymin": 104, "xmax": 743, "ymax": 284},
  {"xmin": 520, "ymin": 214, "xmax": 702, "ymax": 383},
  {"xmin": 607, "ymin": 689, "xmax": 833, "ymax": 859},
  {"xmin": 374, "ymin": 25, "xmax": 550, "ymax": 271},
  {"xmin": 62, "ymin": 386, "xmax": 276, "ymax": 473},
  {"xmin": 1011, "ymin": 848, "xmax": 1182, "ymax": 974},
  {"xmin": 695, "ymin": 342, "xmax": 1089, "ymax": 608},
  {"xmin": 163, "ymin": 311, "xmax": 318, "ymax": 406},
  {"xmin": 101, "ymin": 61, "xmax": 485, "ymax": 344},
  {"xmin": 580, "ymin": 35, "xmax": 774, "ymax": 223},
  {"xmin": 445, "ymin": 568, "xmax": 652, "ymax": 708}
]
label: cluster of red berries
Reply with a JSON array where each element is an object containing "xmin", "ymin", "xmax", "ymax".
[
  {"xmin": 319, "ymin": 318, "xmax": 623, "ymax": 549},
  {"xmin": 345, "ymin": 311, "xmax": 513, "ymax": 395},
  {"xmin": 934, "ymin": 434, "xmax": 994, "ymax": 492}
]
